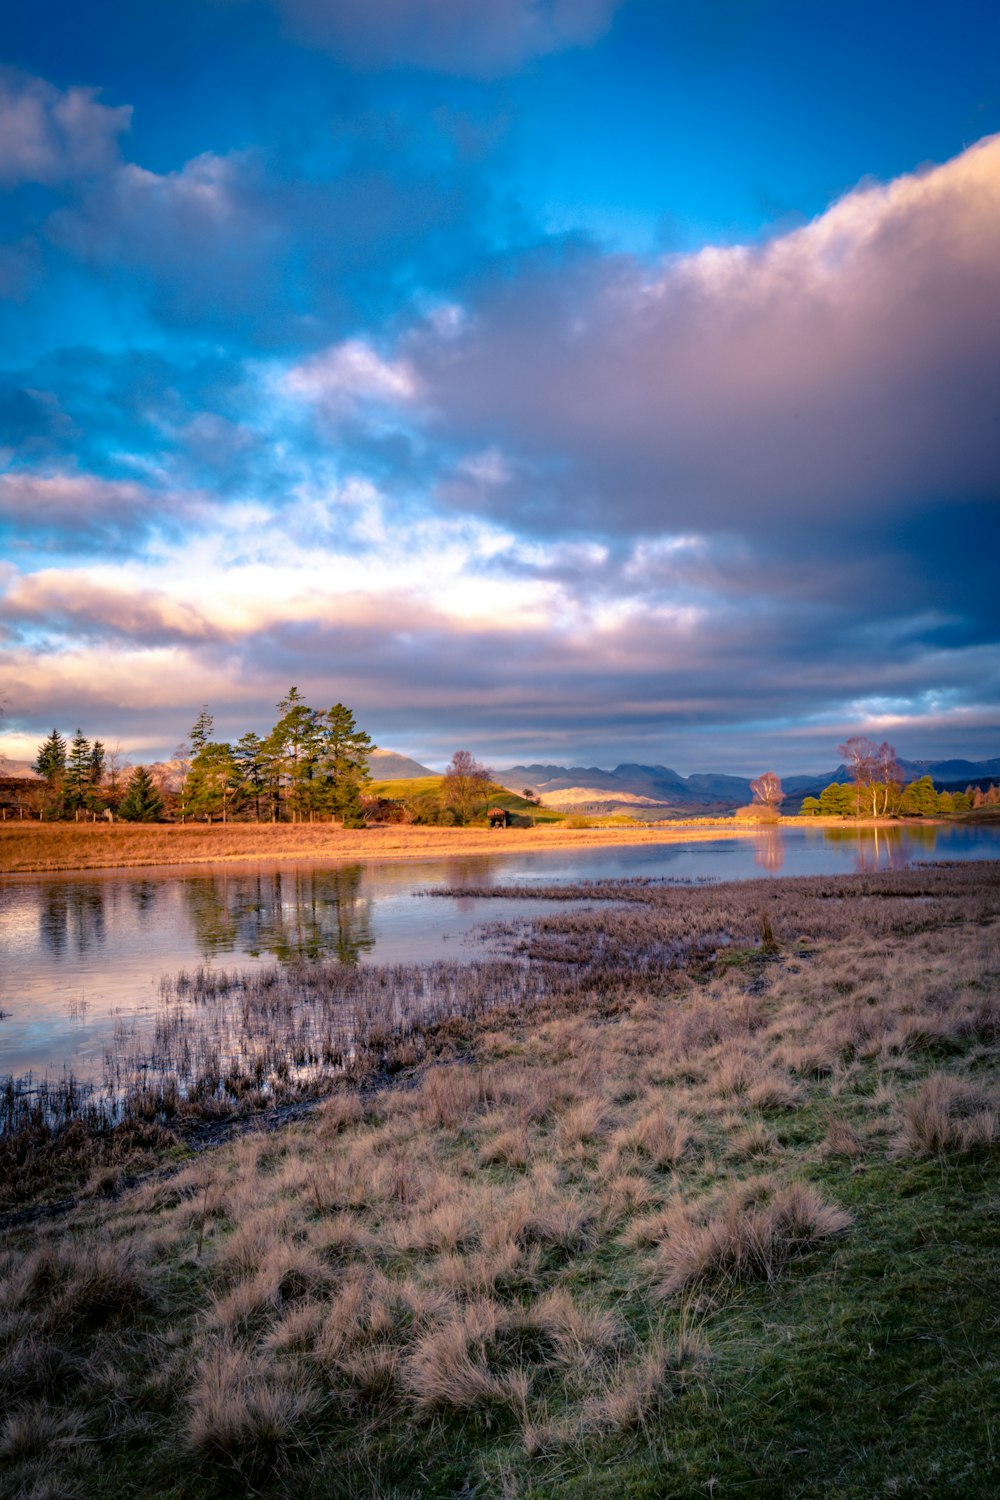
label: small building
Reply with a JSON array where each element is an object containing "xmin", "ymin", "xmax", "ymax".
[{"xmin": 487, "ymin": 806, "xmax": 510, "ymax": 828}]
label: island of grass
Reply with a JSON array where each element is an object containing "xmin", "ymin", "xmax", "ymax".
[{"xmin": 1, "ymin": 862, "xmax": 998, "ymax": 1497}]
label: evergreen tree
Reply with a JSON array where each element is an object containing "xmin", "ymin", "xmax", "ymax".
[
  {"xmin": 89, "ymin": 740, "xmax": 106, "ymax": 796},
  {"xmin": 899, "ymin": 776, "xmax": 938, "ymax": 816},
  {"xmin": 64, "ymin": 728, "xmax": 92, "ymax": 814},
  {"xmin": 33, "ymin": 728, "xmax": 67, "ymax": 817},
  {"xmin": 322, "ymin": 702, "xmax": 374, "ymax": 826},
  {"xmin": 818, "ymin": 781, "xmax": 852, "ymax": 817},
  {"xmin": 799, "ymin": 796, "xmax": 821, "ymax": 816},
  {"xmin": 233, "ymin": 732, "xmax": 268, "ymax": 822},
  {"xmin": 269, "ymin": 687, "xmax": 323, "ymax": 822},
  {"xmin": 119, "ymin": 764, "xmax": 164, "ymax": 822}
]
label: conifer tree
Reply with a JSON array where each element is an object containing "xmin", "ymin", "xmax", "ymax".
[
  {"xmin": 33, "ymin": 728, "xmax": 67, "ymax": 817},
  {"xmin": 119, "ymin": 765, "xmax": 164, "ymax": 822},
  {"xmin": 64, "ymin": 729, "xmax": 92, "ymax": 814}
]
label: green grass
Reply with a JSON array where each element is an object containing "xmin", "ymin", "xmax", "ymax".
[{"xmin": 367, "ymin": 776, "xmax": 567, "ymax": 824}]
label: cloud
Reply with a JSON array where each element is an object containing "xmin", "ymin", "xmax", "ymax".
[
  {"xmin": 271, "ymin": 0, "xmax": 623, "ymax": 75},
  {"xmin": 0, "ymin": 69, "xmax": 131, "ymax": 188},
  {"xmin": 0, "ymin": 470, "xmax": 176, "ymax": 552},
  {"xmin": 283, "ymin": 339, "xmax": 419, "ymax": 410},
  {"xmin": 410, "ymin": 135, "xmax": 1000, "ymax": 536}
]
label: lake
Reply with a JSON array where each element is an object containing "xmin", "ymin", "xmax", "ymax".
[{"xmin": 2, "ymin": 822, "xmax": 999, "ymax": 1083}]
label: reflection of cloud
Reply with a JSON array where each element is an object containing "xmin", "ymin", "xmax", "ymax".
[{"xmin": 271, "ymin": 0, "xmax": 623, "ymax": 75}]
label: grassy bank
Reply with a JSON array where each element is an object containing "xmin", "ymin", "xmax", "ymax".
[
  {"xmin": 0, "ymin": 818, "xmax": 797, "ymax": 876},
  {"xmin": 1, "ymin": 864, "xmax": 998, "ymax": 1497}
]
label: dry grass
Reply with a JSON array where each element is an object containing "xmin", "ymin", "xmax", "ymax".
[
  {"xmin": 0, "ymin": 863, "xmax": 997, "ymax": 1496},
  {"xmin": 0, "ymin": 818, "xmax": 771, "ymax": 875},
  {"xmin": 651, "ymin": 1177, "xmax": 853, "ymax": 1298}
]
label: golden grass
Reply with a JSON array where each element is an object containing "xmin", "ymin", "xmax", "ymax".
[{"xmin": 2, "ymin": 816, "xmax": 790, "ymax": 874}]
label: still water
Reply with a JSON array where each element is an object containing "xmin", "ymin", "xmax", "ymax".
[{"xmin": 2, "ymin": 823, "xmax": 998, "ymax": 1081}]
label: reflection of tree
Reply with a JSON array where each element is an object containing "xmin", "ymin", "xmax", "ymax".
[
  {"xmin": 130, "ymin": 879, "xmax": 159, "ymax": 914},
  {"xmin": 38, "ymin": 882, "xmax": 106, "ymax": 958},
  {"xmin": 820, "ymin": 825, "xmax": 933, "ymax": 872},
  {"xmin": 180, "ymin": 865, "xmax": 376, "ymax": 965},
  {"xmin": 753, "ymin": 829, "xmax": 785, "ymax": 874},
  {"xmin": 183, "ymin": 876, "xmax": 240, "ymax": 954}
]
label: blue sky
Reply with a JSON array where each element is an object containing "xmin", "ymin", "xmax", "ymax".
[{"xmin": 0, "ymin": 0, "xmax": 998, "ymax": 773}]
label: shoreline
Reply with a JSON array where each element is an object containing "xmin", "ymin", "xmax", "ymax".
[{"xmin": 0, "ymin": 815, "xmax": 936, "ymax": 877}]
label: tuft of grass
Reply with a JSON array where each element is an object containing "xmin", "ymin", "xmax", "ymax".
[
  {"xmin": 893, "ymin": 1073, "xmax": 999, "ymax": 1157},
  {"xmin": 652, "ymin": 1177, "xmax": 853, "ymax": 1298}
]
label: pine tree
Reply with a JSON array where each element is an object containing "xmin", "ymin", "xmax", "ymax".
[
  {"xmin": 64, "ymin": 728, "xmax": 92, "ymax": 814},
  {"xmin": 818, "ymin": 781, "xmax": 852, "ymax": 817},
  {"xmin": 33, "ymin": 728, "xmax": 67, "ymax": 817},
  {"xmin": 322, "ymin": 702, "xmax": 374, "ymax": 826},
  {"xmin": 119, "ymin": 765, "xmax": 164, "ymax": 822},
  {"xmin": 233, "ymin": 732, "xmax": 267, "ymax": 822},
  {"xmin": 269, "ymin": 688, "xmax": 323, "ymax": 823}
]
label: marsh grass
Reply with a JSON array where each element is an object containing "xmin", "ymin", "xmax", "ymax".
[{"xmin": 1, "ymin": 862, "xmax": 998, "ymax": 1497}]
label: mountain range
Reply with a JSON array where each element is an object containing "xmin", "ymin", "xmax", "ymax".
[{"xmin": 494, "ymin": 758, "xmax": 1000, "ymax": 817}]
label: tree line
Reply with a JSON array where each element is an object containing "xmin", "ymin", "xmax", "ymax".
[
  {"xmin": 28, "ymin": 690, "xmax": 375, "ymax": 824},
  {"xmin": 180, "ymin": 690, "xmax": 373, "ymax": 825},
  {"xmin": 797, "ymin": 737, "xmax": 997, "ymax": 818}
]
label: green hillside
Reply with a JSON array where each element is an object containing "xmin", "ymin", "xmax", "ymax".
[{"xmin": 367, "ymin": 776, "xmax": 565, "ymax": 824}]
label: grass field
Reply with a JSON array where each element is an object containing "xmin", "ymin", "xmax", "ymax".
[
  {"xmin": 0, "ymin": 817, "xmax": 776, "ymax": 875},
  {"xmin": 1, "ymin": 863, "xmax": 997, "ymax": 1497}
]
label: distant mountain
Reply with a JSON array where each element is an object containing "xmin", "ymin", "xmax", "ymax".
[
  {"xmin": 496, "ymin": 756, "xmax": 1000, "ymax": 817},
  {"xmin": 0, "ymin": 760, "xmax": 40, "ymax": 780},
  {"xmin": 368, "ymin": 749, "xmax": 435, "ymax": 780}
]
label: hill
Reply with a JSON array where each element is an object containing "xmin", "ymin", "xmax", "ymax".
[
  {"xmin": 497, "ymin": 756, "xmax": 1000, "ymax": 817},
  {"xmin": 368, "ymin": 748, "xmax": 435, "ymax": 779}
]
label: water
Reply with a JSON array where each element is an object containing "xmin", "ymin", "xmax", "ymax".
[{"xmin": 2, "ymin": 823, "xmax": 998, "ymax": 1082}]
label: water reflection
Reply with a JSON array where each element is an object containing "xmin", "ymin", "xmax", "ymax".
[
  {"xmin": 819, "ymin": 823, "xmax": 938, "ymax": 871},
  {"xmin": 182, "ymin": 864, "xmax": 376, "ymax": 964},
  {"xmin": 39, "ymin": 883, "xmax": 107, "ymax": 957},
  {"xmin": 753, "ymin": 830, "xmax": 785, "ymax": 873}
]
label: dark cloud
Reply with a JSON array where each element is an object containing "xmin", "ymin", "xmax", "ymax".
[
  {"xmin": 411, "ymin": 137, "xmax": 1000, "ymax": 538},
  {"xmin": 270, "ymin": 0, "xmax": 623, "ymax": 76}
]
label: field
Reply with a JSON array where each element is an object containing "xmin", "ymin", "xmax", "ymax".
[
  {"xmin": 2, "ymin": 863, "xmax": 998, "ymax": 1497},
  {"xmin": 0, "ymin": 817, "xmax": 783, "ymax": 876}
]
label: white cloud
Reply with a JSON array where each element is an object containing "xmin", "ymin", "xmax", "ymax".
[{"xmin": 283, "ymin": 339, "xmax": 419, "ymax": 409}]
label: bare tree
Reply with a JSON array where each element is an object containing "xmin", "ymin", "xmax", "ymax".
[
  {"xmin": 442, "ymin": 750, "xmax": 494, "ymax": 823},
  {"xmin": 750, "ymin": 772, "xmax": 785, "ymax": 808},
  {"xmin": 838, "ymin": 736, "xmax": 899, "ymax": 817}
]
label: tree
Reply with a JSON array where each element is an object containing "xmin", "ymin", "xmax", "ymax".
[
  {"xmin": 64, "ymin": 728, "xmax": 92, "ymax": 815},
  {"xmin": 442, "ymin": 750, "xmax": 494, "ymax": 823},
  {"xmin": 119, "ymin": 764, "xmax": 164, "ymax": 822},
  {"xmin": 268, "ymin": 687, "xmax": 323, "ymax": 823},
  {"xmin": 750, "ymin": 772, "xmax": 784, "ymax": 809},
  {"xmin": 899, "ymin": 776, "xmax": 938, "ymax": 817},
  {"xmin": 838, "ymin": 737, "xmax": 899, "ymax": 817},
  {"xmin": 321, "ymin": 703, "xmax": 374, "ymax": 827},
  {"xmin": 819, "ymin": 781, "xmax": 852, "ymax": 817},
  {"xmin": 799, "ymin": 796, "xmax": 821, "ymax": 816},
  {"xmin": 33, "ymin": 729, "xmax": 67, "ymax": 817},
  {"xmin": 181, "ymin": 709, "xmax": 237, "ymax": 821},
  {"xmin": 233, "ymin": 732, "xmax": 268, "ymax": 822}
]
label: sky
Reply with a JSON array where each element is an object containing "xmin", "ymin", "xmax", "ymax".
[{"xmin": 0, "ymin": 0, "xmax": 998, "ymax": 776}]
